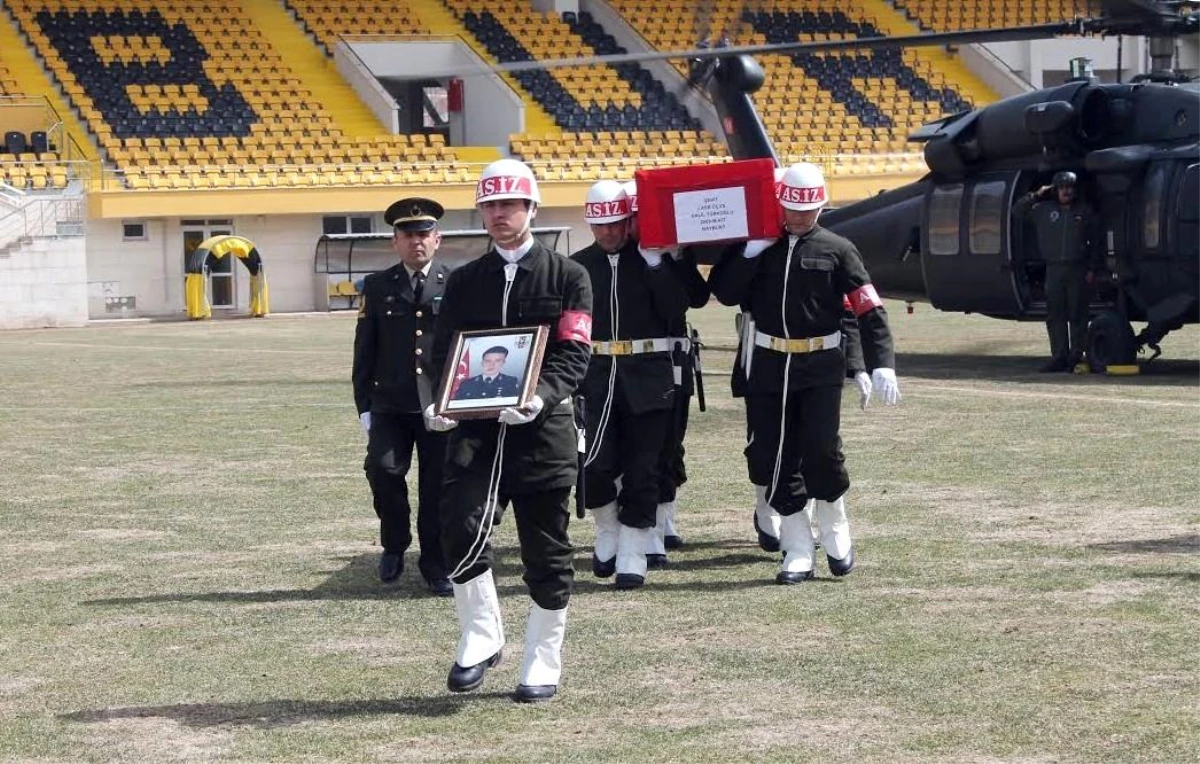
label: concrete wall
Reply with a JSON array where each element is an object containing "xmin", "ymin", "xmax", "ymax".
[
  {"xmin": 0, "ymin": 236, "xmax": 87, "ymax": 329},
  {"xmin": 334, "ymin": 42, "xmax": 400, "ymax": 133},
  {"xmin": 983, "ymin": 37, "xmax": 1149, "ymax": 88}
]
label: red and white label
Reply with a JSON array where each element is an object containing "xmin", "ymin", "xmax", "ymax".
[
  {"xmin": 779, "ymin": 184, "xmax": 826, "ymax": 205},
  {"xmin": 847, "ymin": 283, "xmax": 883, "ymax": 317},
  {"xmin": 841, "ymin": 294, "xmax": 853, "ymax": 312},
  {"xmin": 557, "ymin": 310, "xmax": 592, "ymax": 343},
  {"xmin": 626, "ymin": 193, "xmax": 638, "ymax": 213},
  {"xmin": 584, "ymin": 198, "xmax": 630, "ymax": 220},
  {"xmin": 476, "ymin": 175, "xmax": 532, "ymax": 200}
]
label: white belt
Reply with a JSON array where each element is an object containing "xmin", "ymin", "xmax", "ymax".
[
  {"xmin": 592, "ymin": 337, "xmax": 673, "ymax": 356},
  {"xmin": 753, "ymin": 330, "xmax": 841, "ymax": 354}
]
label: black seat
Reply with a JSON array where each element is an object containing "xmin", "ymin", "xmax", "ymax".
[
  {"xmin": 30, "ymin": 131, "xmax": 48, "ymax": 153},
  {"xmin": 5, "ymin": 131, "xmax": 27, "ymax": 155}
]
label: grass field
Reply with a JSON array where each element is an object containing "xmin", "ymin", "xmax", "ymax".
[{"xmin": 1, "ymin": 301, "xmax": 1197, "ymax": 764}]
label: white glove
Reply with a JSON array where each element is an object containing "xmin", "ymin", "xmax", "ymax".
[
  {"xmin": 668, "ymin": 246, "xmax": 684, "ymax": 261},
  {"xmin": 853, "ymin": 371, "xmax": 872, "ymax": 410},
  {"xmin": 743, "ymin": 238, "xmax": 775, "ymax": 259},
  {"xmin": 870, "ymin": 368, "xmax": 901, "ymax": 406},
  {"xmin": 638, "ymin": 246, "xmax": 665, "ymax": 268},
  {"xmin": 359, "ymin": 411, "xmax": 372, "ymax": 439},
  {"xmin": 498, "ymin": 395, "xmax": 544, "ymax": 426},
  {"xmin": 423, "ymin": 403, "xmax": 458, "ymax": 432}
]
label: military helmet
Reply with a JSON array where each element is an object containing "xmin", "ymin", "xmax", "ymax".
[{"xmin": 1052, "ymin": 171, "xmax": 1078, "ymax": 188}]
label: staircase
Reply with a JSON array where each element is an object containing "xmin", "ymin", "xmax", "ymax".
[
  {"xmin": 0, "ymin": 6, "xmax": 97, "ymax": 161},
  {"xmin": 241, "ymin": 0, "xmax": 385, "ymax": 138},
  {"xmin": 408, "ymin": 0, "xmax": 557, "ymax": 136},
  {"xmin": 859, "ymin": 0, "xmax": 999, "ymax": 105}
]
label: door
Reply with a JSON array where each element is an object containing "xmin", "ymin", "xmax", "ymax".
[
  {"xmin": 921, "ymin": 175, "xmax": 1027, "ymax": 318},
  {"xmin": 182, "ymin": 221, "xmax": 234, "ymax": 309}
]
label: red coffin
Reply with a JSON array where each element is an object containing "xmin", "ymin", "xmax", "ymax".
[{"xmin": 635, "ymin": 158, "xmax": 781, "ymax": 248}]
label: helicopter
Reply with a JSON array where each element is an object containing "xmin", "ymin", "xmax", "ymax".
[{"xmin": 486, "ymin": 0, "xmax": 1198, "ymax": 370}]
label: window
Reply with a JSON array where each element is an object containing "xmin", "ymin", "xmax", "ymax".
[
  {"xmin": 968, "ymin": 181, "xmax": 1006, "ymax": 255},
  {"xmin": 121, "ymin": 220, "xmax": 147, "ymax": 241},
  {"xmin": 1143, "ymin": 164, "xmax": 1167, "ymax": 249},
  {"xmin": 322, "ymin": 215, "xmax": 373, "ymax": 235},
  {"xmin": 928, "ymin": 184, "xmax": 963, "ymax": 256}
]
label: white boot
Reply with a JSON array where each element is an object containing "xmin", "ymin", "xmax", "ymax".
[
  {"xmin": 662, "ymin": 498, "xmax": 683, "ymax": 548},
  {"xmin": 645, "ymin": 503, "xmax": 668, "ymax": 564},
  {"xmin": 448, "ymin": 569, "xmax": 505, "ymax": 691},
  {"xmin": 590, "ymin": 501, "xmax": 619, "ymax": 577},
  {"xmin": 806, "ymin": 498, "xmax": 820, "ymax": 547},
  {"xmin": 815, "ymin": 496, "xmax": 855, "ymax": 576},
  {"xmin": 753, "ymin": 485, "xmax": 781, "ymax": 552},
  {"xmin": 777, "ymin": 508, "xmax": 815, "ymax": 584},
  {"xmin": 515, "ymin": 602, "xmax": 567, "ymax": 702},
  {"xmin": 615, "ymin": 522, "xmax": 651, "ymax": 588}
]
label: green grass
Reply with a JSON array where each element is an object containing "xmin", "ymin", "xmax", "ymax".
[{"xmin": 0, "ymin": 303, "xmax": 1196, "ymax": 763}]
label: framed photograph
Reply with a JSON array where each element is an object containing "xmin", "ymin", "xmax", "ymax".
[{"xmin": 434, "ymin": 325, "xmax": 550, "ymax": 420}]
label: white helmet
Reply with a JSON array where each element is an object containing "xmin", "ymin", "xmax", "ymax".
[
  {"xmin": 584, "ymin": 180, "xmax": 631, "ymax": 224},
  {"xmin": 778, "ymin": 162, "xmax": 828, "ymax": 211},
  {"xmin": 476, "ymin": 158, "xmax": 541, "ymax": 205},
  {"xmin": 621, "ymin": 180, "xmax": 638, "ymax": 214}
]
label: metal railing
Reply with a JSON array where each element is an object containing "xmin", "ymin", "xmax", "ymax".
[{"xmin": 0, "ymin": 194, "xmax": 86, "ymax": 252}]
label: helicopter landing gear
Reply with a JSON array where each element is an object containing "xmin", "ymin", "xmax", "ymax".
[{"xmin": 1086, "ymin": 310, "xmax": 1138, "ymax": 373}]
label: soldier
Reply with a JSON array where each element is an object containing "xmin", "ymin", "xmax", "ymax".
[
  {"xmin": 352, "ymin": 197, "xmax": 452, "ymax": 595},
  {"xmin": 452, "ymin": 345, "xmax": 521, "ymax": 400},
  {"xmin": 709, "ymin": 162, "xmax": 900, "ymax": 584},
  {"xmin": 571, "ymin": 179, "xmax": 688, "ymax": 588},
  {"xmin": 622, "ymin": 180, "xmax": 710, "ymax": 562},
  {"xmin": 1013, "ymin": 171, "xmax": 1103, "ymax": 372},
  {"xmin": 424, "ymin": 159, "xmax": 592, "ymax": 703}
]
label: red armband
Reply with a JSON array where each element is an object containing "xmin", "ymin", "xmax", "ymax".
[
  {"xmin": 557, "ymin": 310, "xmax": 592, "ymax": 343},
  {"xmin": 841, "ymin": 295, "xmax": 852, "ymax": 312},
  {"xmin": 847, "ymin": 284, "xmax": 883, "ymax": 317}
]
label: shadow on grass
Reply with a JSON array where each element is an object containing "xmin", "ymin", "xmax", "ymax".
[
  {"xmin": 1088, "ymin": 533, "xmax": 1199, "ymax": 554},
  {"xmin": 60, "ymin": 692, "xmax": 509, "ymax": 728},
  {"xmin": 896, "ymin": 352, "xmax": 1200, "ymax": 386}
]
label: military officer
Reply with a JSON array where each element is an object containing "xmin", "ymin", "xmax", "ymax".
[
  {"xmin": 622, "ymin": 180, "xmax": 710, "ymax": 562},
  {"xmin": 1013, "ymin": 171, "xmax": 1103, "ymax": 372},
  {"xmin": 571, "ymin": 179, "xmax": 688, "ymax": 588},
  {"xmin": 352, "ymin": 197, "xmax": 453, "ymax": 595},
  {"xmin": 452, "ymin": 346, "xmax": 521, "ymax": 400},
  {"xmin": 424, "ymin": 159, "xmax": 592, "ymax": 703},
  {"xmin": 709, "ymin": 162, "xmax": 900, "ymax": 584}
]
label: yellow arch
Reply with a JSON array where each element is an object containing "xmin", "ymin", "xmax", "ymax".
[{"xmin": 185, "ymin": 235, "xmax": 270, "ymax": 319}]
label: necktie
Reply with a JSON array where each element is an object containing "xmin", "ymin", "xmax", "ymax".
[{"xmin": 412, "ymin": 271, "xmax": 426, "ymax": 303}]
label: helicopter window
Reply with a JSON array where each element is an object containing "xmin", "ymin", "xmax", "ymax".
[
  {"xmin": 1143, "ymin": 164, "xmax": 1169, "ymax": 250},
  {"xmin": 929, "ymin": 184, "xmax": 963, "ymax": 256},
  {"xmin": 968, "ymin": 181, "xmax": 1006, "ymax": 256}
]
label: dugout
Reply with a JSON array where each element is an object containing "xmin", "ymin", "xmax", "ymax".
[
  {"xmin": 313, "ymin": 227, "xmax": 570, "ymax": 311},
  {"xmin": 184, "ymin": 235, "xmax": 270, "ymax": 320}
]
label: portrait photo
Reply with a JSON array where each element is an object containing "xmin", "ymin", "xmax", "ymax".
[{"xmin": 436, "ymin": 326, "xmax": 549, "ymax": 419}]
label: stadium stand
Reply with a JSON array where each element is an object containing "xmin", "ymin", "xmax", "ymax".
[
  {"xmin": 284, "ymin": 0, "xmax": 429, "ymax": 54},
  {"xmin": 5, "ymin": 0, "xmax": 462, "ymax": 189},
  {"xmin": 0, "ymin": 61, "xmax": 18, "ymax": 95},
  {"xmin": 892, "ymin": 0, "xmax": 1100, "ymax": 32}
]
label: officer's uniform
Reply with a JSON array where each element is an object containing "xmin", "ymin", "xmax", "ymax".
[
  {"xmin": 352, "ymin": 198, "xmax": 451, "ymax": 591},
  {"xmin": 454, "ymin": 373, "xmax": 520, "ymax": 400},
  {"xmin": 710, "ymin": 221, "xmax": 895, "ymax": 581},
  {"xmin": 571, "ymin": 236, "xmax": 688, "ymax": 584},
  {"xmin": 432, "ymin": 239, "xmax": 592, "ymax": 609},
  {"xmin": 1014, "ymin": 183, "xmax": 1102, "ymax": 368}
]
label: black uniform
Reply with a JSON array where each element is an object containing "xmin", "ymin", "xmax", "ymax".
[
  {"xmin": 432, "ymin": 241, "xmax": 592, "ymax": 610},
  {"xmin": 570, "ymin": 239, "xmax": 689, "ymax": 529},
  {"xmin": 709, "ymin": 227, "xmax": 894, "ymax": 515},
  {"xmin": 1014, "ymin": 191, "xmax": 1102, "ymax": 365},
  {"xmin": 353, "ymin": 260, "xmax": 452, "ymax": 582},
  {"xmin": 657, "ymin": 247, "xmax": 711, "ymax": 503},
  {"xmin": 454, "ymin": 373, "xmax": 520, "ymax": 400}
]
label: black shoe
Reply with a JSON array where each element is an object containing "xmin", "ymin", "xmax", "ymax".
[
  {"xmin": 1039, "ymin": 358, "xmax": 1069, "ymax": 373},
  {"xmin": 425, "ymin": 576, "xmax": 453, "ymax": 597},
  {"xmin": 646, "ymin": 553, "xmax": 669, "ymax": 569},
  {"xmin": 753, "ymin": 513, "xmax": 780, "ymax": 553},
  {"xmin": 614, "ymin": 573, "xmax": 644, "ymax": 590},
  {"xmin": 664, "ymin": 534, "xmax": 684, "ymax": 550},
  {"xmin": 775, "ymin": 570, "xmax": 815, "ymax": 585},
  {"xmin": 592, "ymin": 554, "xmax": 615, "ymax": 578},
  {"xmin": 447, "ymin": 650, "xmax": 502, "ymax": 693},
  {"xmin": 514, "ymin": 683, "xmax": 557, "ymax": 703},
  {"xmin": 378, "ymin": 552, "xmax": 403, "ymax": 583},
  {"xmin": 827, "ymin": 547, "xmax": 855, "ymax": 577}
]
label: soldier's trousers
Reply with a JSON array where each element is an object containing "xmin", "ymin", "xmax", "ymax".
[
  {"xmin": 585, "ymin": 399, "xmax": 670, "ymax": 529},
  {"xmin": 440, "ymin": 479, "xmax": 574, "ymax": 611},
  {"xmin": 365, "ymin": 412, "xmax": 448, "ymax": 580},
  {"xmin": 744, "ymin": 385, "xmax": 848, "ymax": 515},
  {"xmin": 1045, "ymin": 263, "xmax": 1089, "ymax": 361},
  {"xmin": 657, "ymin": 385, "xmax": 691, "ymax": 503}
]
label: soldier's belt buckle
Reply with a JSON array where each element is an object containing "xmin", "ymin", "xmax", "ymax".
[
  {"xmin": 637, "ymin": 339, "xmax": 658, "ymax": 353},
  {"xmin": 608, "ymin": 340, "xmax": 633, "ymax": 355}
]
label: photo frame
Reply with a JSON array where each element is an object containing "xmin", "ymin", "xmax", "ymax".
[{"xmin": 434, "ymin": 325, "xmax": 550, "ymax": 420}]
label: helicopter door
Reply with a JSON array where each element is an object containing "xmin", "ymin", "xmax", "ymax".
[{"xmin": 921, "ymin": 176, "xmax": 1026, "ymax": 318}]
